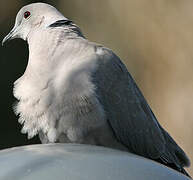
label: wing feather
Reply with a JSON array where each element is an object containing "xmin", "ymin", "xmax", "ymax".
[{"xmin": 91, "ymin": 45, "xmax": 190, "ymax": 167}]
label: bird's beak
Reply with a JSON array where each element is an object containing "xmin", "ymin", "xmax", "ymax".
[{"xmin": 2, "ymin": 26, "xmax": 18, "ymax": 46}]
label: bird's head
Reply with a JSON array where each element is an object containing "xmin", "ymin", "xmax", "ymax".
[{"xmin": 2, "ymin": 3, "xmax": 66, "ymax": 45}]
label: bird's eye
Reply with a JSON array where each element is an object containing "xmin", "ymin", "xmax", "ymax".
[{"xmin": 24, "ymin": 11, "xmax": 31, "ymax": 19}]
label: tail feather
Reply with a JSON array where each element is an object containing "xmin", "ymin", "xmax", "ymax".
[
  {"xmin": 157, "ymin": 126, "xmax": 191, "ymax": 178},
  {"xmin": 181, "ymin": 168, "xmax": 191, "ymax": 179},
  {"xmin": 161, "ymin": 129, "xmax": 190, "ymax": 167},
  {"xmin": 156, "ymin": 158, "xmax": 191, "ymax": 178}
]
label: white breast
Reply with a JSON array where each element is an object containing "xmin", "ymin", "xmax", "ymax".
[{"xmin": 13, "ymin": 36, "xmax": 106, "ymax": 143}]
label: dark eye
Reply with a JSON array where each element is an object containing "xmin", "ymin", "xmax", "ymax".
[{"xmin": 24, "ymin": 11, "xmax": 31, "ymax": 19}]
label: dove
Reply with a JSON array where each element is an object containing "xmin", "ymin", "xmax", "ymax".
[{"xmin": 2, "ymin": 3, "xmax": 191, "ymax": 177}]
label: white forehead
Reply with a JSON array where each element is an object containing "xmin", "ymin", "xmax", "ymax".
[
  {"xmin": 16, "ymin": 3, "xmax": 65, "ymax": 21},
  {"xmin": 20, "ymin": 3, "xmax": 57, "ymax": 14}
]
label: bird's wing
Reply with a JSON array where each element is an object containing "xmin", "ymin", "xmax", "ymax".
[{"xmin": 91, "ymin": 45, "xmax": 190, "ymax": 167}]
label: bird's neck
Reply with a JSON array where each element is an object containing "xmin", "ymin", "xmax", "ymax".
[{"xmin": 26, "ymin": 27, "xmax": 87, "ymax": 77}]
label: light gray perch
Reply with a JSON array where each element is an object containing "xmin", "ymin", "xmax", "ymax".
[
  {"xmin": 2, "ymin": 3, "xmax": 191, "ymax": 177},
  {"xmin": 0, "ymin": 144, "xmax": 191, "ymax": 180}
]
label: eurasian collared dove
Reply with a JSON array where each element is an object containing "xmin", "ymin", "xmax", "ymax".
[{"xmin": 2, "ymin": 3, "xmax": 191, "ymax": 177}]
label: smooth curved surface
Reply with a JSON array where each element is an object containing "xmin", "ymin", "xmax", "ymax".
[{"xmin": 0, "ymin": 144, "xmax": 190, "ymax": 180}]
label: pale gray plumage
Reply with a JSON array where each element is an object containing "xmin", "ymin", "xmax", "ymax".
[{"xmin": 2, "ymin": 3, "xmax": 191, "ymax": 177}]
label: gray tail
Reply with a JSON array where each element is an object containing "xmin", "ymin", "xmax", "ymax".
[
  {"xmin": 158, "ymin": 126, "xmax": 191, "ymax": 178},
  {"xmin": 181, "ymin": 168, "xmax": 191, "ymax": 179}
]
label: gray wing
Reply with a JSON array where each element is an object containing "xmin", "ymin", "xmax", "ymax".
[{"xmin": 92, "ymin": 46, "xmax": 190, "ymax": 168}]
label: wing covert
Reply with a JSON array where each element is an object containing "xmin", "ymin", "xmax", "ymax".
[{"xmin": 92, "ymin": 46, "xmax": 166, "ymax": 159}]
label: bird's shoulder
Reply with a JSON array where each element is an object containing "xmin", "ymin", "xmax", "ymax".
[{"xmin": 85, "ymin": 42, "xmax": 127, "ymax": 75}]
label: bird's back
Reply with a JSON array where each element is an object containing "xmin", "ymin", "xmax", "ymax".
[{"xmin": 90, "ymin": 45, "xmax": 190, "ymax": 177}]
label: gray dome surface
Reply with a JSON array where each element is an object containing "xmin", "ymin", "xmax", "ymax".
[{"xmin": 0, "ymin": 144, "xmax": 190, "ymax": 180}]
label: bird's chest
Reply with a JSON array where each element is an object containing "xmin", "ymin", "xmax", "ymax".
[
  {"xmin": 13, "ymin": 71, "xmax": 105, "ymax": 144},
  {"xmin": 12, "ymin": 51, "xmax": 106, "ymax": 143},
  {"xmin": 13, "ymin": 73, "xmax": 58, "ymax": 141}
]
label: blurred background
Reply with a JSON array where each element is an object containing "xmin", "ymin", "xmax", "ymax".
[{"xmin": 0, "ymin": 0, "xmax": 193, "ymax": 176}]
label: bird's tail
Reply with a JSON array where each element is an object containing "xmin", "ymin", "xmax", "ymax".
[
  {"xmin": 181, "ymin": 168, "xmax": 191, "ymax": 179},
  {"xmin": 158, "ymin": 127, "xmax": 191, "ymax": 178}
]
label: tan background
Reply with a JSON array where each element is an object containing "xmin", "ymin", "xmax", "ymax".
[{"xmin": 0, "ymin": 0, "xmax": 192, "ymax": 176}]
